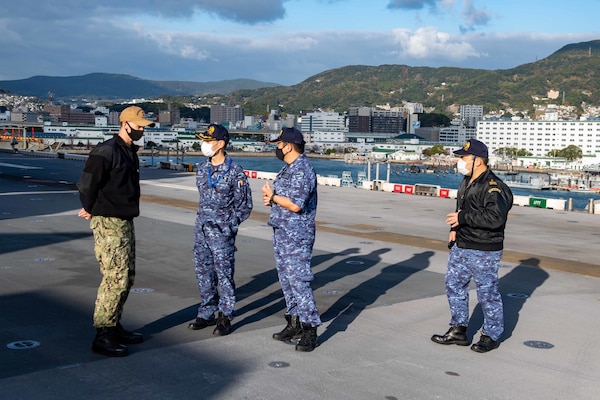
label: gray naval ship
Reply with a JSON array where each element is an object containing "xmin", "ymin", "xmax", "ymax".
[{"xmin": 0, "ymin": 149, "xmax": 599, "ymax": 400}]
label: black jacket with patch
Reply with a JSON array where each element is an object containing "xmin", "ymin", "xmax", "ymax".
[{"xmin": 454, "ymin": 168, "xmax": 513, "ymax": 251}]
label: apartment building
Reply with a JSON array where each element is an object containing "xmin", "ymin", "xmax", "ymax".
[
  {"xmin": 476, "ymin": 119, "xmax": 600, "ymax": 157},
  {"xmin": 460, "ymin": 105, "xmax": 484, "ymax": 128},
  {"xmin": 347, "ymin": 107, "xmax": 404, "ymax": 134},
  {"xmin": 210, "ymin": 104, "xmax": 244, "ymax": 125},
  {"xmin": 300, "ymin": 111, "xmax": 346, "ymax": 132}
]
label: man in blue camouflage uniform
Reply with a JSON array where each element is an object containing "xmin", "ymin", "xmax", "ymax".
[
  {"xmin": 432, "ymin": 139, "xmax": 513, "ymax": 353},
  {"xmin": 78, "ymin": 106, "xmax": 155, "ymax": 357},
  {"xmin": 188, "ymin": 124, "xmax": 252, "ymax": 336},
  {"xmin": 262, "ymin": 127, "xmax": 321, "ymax": 352}
]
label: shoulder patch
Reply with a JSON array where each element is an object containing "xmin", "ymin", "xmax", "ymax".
[
  {"xmin": 489, "ymin": 179, "xmax": 498, "ymax": 186},
  {"xmin": 488, "ymin": 188, "xmax": 502, "ymax": 194}
]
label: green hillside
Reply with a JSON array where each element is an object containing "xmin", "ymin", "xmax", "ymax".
[
  {"xmin": 222, "ymin": 39, "xmax": 600, "ymax": 115},
  {"xmin": 1, "ymin": 40, "xmax": 599, "ymax": 117}
]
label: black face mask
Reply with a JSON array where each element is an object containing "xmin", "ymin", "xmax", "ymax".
[
  {"xmin": 127, "ymin": 122, "xmax": 144, "ymax": 141},
  {"xmin": 275, "ymin": 147, "xmax": 285, "ymax": 161}
]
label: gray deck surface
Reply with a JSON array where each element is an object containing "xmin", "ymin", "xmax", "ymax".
[{"xmin": 1, "ymin": 151, "xmax": 598, "ymax": 399}]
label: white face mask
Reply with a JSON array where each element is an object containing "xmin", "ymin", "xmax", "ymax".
[
  {"xmin": 201, "ymin": 141, "xmax": 217, "ymax": 157},
  {"xmin": 456, "ymin": 158, "xmax": 471, "ymax": 176}
]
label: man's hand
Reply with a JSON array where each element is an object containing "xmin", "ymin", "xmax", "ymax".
[
  {"xmin": 262, "ymin": 182, "xmax": 273, "ymax": 207},
  {"xmin": 78, "ymin": 208, "xmax": 92, "ymax": 220},
  {"xmin": 446, "ymin": 211, "xmax": 460, "ymax": 228}
]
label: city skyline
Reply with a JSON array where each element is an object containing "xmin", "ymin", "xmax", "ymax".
[{"xmin": 1, "ymin": 1, "xmax": 599, "ymax": 86}]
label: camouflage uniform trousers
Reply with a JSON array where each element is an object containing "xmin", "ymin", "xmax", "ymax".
[
  {"xmin": 193, "ymin": 221, "xmax": 237, "ymax": 319},
  {"xmin": 90, "ymin": 216, "xmax": 136, "ymax": 328},
  {"xmin": 445, "ymin": 246, "xmax": 504, "ymax": 340},
  {"xmin": 273, "ymin": 227, "xmax": 322, "ymax": 327}
]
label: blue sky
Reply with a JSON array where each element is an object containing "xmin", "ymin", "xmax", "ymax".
[{"xmin": 1, "ymin": 0, "xmax": 598, "ymax": 88}]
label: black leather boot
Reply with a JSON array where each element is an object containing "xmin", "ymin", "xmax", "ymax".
[
  {"xmin": 213, "ymin": 312, "xmax": 232, "ymax": 336},
  {"xmin": 431, "ymin": 325, "xmax": 471, "ymax": 346},
  {"xmin": 92, "ymin": 327, "xmax": 129, "ymax": 357},
  {"xmin": 188, "ymin": 315, "xmax": 216, "ymax": 330},
  {"xmin": 272, "ymin": 314, "xmax": 301, "ymax": 342},
  {"xmin": 295, "ymin": 323, "xmax": 318, "ymax": 352},
  {"xmin": 114, "ymin": 322, "xmax": 143, "ymax": 344},
  {"xmin": 471, "ymin": 334, "xmax": 500, "ymax": 353}
]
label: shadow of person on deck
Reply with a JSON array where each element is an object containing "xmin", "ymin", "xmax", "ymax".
[
  {"xmin": 231, "ymin": 247, "xmax": 385, "ymax": 330},
  {"xmin": 318, "ymin": 250, "xmax": 434, "ymax": 345},
  {"xmin": 139, "ymin": 247, "xmax": 366, "ymax": 336},
  {"xmin": 467, "ymin": 257, "xmax": 549, "ymax": 342}
]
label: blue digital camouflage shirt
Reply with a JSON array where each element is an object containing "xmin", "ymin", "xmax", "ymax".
[
  {"xmin": 268, "ymin": 153, "xmax": 317, "ymax": 233},
  {"xmin": 196, "ymin": 154, "xmax": 252, "ymax": 227}
]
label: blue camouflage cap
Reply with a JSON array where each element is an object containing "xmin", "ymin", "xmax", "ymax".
[{"xmin": 269, "ymin": 127, "xmax": 305, "ymax": 144}]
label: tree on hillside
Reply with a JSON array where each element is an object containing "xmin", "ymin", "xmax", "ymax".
[
  {"xmin": 418, "ymin": 113, "xmax": 451, "ymax": 127},
  {"xmin": 181, "ymin": 106, "xmax": 210, "ymax": 122}
]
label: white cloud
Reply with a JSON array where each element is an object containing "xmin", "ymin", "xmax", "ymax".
[
  {"xmin": 0, "ymin": 1, "xmax": 598, "ymax": 86},
  {"xmin": 391, "ymin": 27, "xmax": 481, "ymax": 60}
]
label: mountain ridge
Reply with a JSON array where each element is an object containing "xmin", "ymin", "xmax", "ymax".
[
  {"xmin": 0, "ymin": 73, "xmax": 281, "ymax": 100},
  {"xmin": 1, "ymin": 39, "xmax": 599, "ymax": 116},
  {"xmin": 224, "ymin": 39, "xmax": 600, "ymax": 116}
]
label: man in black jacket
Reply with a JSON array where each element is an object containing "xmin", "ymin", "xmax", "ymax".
[
  {"xmin": 431, "ymin": 139, "xmax": 513, "ymax": 353},
  {"xmin": 77, "ymin": 106, "xmax": 155, "ymax": 357}
]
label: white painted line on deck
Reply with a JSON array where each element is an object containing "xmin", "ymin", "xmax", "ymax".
[
  {"xmin": 0, "ymin": 190, "xmax": 79, "ymax": 196},
  {"xmin": 140, "ymin": 181, "xmax": 196, "ymax": 191},
  {"xmin": 0, "ymin": 162, "xmax": 43, "ymax": 170}
]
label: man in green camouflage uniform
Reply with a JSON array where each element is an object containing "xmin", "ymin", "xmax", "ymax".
[
  {"xmin": 91, "ymin": 217, "xmax": 136, "ymax": 327},
  {"xmin": 77, "ymin": 106, "xmax": 155, "ymax": 357}
]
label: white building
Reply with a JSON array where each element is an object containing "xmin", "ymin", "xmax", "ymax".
[
  {"xmin": 460, "ymin": 105, "xmax": 484, "ymax": 128},
  {"xmin": 300, "ymin": 111, "xmax": 346, "ymax": 133},
  {"xmin": 0, "ymin": 109, "xmax": 10, "ymax": 121},
  {"xmin": 94, "ymin": 115, "xmax": 108, "ymax": 127},
  {"xmin": 439, "ymin": 120, "xmax": 477, "ymax": 144},
  {"xmin": 476, "ymin": 120, "xmax": 600, "ymax": 159},
  {"xmin": 404, "ymin": 102, "xmax": 423, "ymax": 134},
  {"xmin": 311, "ymin": 131, "xmax": 346, "ymax": 143}
]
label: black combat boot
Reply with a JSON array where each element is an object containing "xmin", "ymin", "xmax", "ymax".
[
  {"xmin": 272, "ymin": 314, "xmax": 301, "ymax": 342},
  {"xmin": 213, "ymin": 312, "xmax": 232, "ymax": 336},
  {"xmin": 471, "ymin": 334, "xmax": 500, "ymax": 353},
  {"xmin": 188, "ymin": 315, "xmax": 216, "ymax": 330},
  {"xmin": 114, "ymin": 322, "xmax": 143, "ymax": 344},
  {"xmin": 295, "ymin": 323, "xmax": 318, "ymax": 352},
  {"xmin": 431, "ymin": 325, "xmax": 471, "ymax": 346},
  {"xmin": 92, "ymin": 327, "xmax": 129, "ymax": 357}
]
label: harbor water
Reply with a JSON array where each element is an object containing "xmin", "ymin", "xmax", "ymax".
[{"xmin": 141, "ymin": 154, "xmax": 600, "ymax": 211}]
